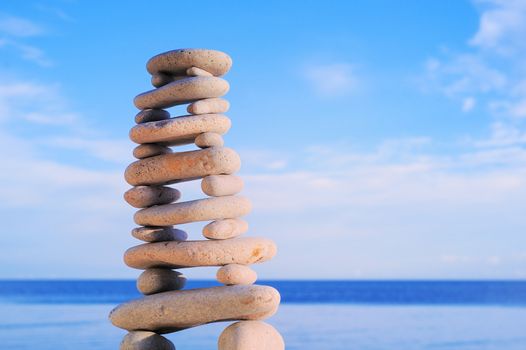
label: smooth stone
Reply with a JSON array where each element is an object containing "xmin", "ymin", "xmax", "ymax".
[
  {"xmin": 133, "ymin": 144, "xmax": 172, "ymax": 159},
  {"xmin": 124, "ymin": 186, "xmax": 180, "ymax": 208},
  {"xmin": 134, "ymin": 76, "xmax": 229, "ymax": 110},
  {"xmin": 203, "ymin": 218, "xmax": 248, "ymax": 240},
  {"xmin": 195, "ymin": 132, "xmax": 224, "ymax": 148},
  {"xmin": 129, "ymin": 114, "xmax": 231, "ymax": 146},
  {"xmin": 201, "ymin": 174, "xmax": 243, "ymax": 196},
  {"xmin": 137, "ymin": 268, "xmax": 187, "ymax": 295},
  {"xmin": 134, "ymin": 195, "xmax": 251, "ymax": 226},
  {"xmin": 187, "ymin": 97, "xmax": 230, "ymax": 115},
  {"xmin": 125, "ymin": 147, "xmax": 240, "ymax": 186},
  {"xmin": 218, "ymin": 321, "xmax": 284, "ymax": 350},
  {"xmin": 187, "ymin": 66, "xmax": 213, "ymax": 76},
  {"xmin": 109, "ymin": 285, "xmax": 280, "ymax": 333},
  {"xmin": 146, "ymin": 49, "xmax": 232, "ymax": 77},
  {"xmin": 135, "ymin": 109, "xmax": 170, "ymax": 124},
  {"xmin": 216, "ymin": 264, "xmax": 257, "ymax": 285},
  {"xmin": 132, "ymin": 227, "xmax": 188, "ymax": 243},
  {"xmin": 124, "ymin": 237, "xmax": 276, "ymax": 269},
  {"xmin": 151, "ymin": 73, "xmax": 186, "ymax": 88},
  {"xmin": 120, "ymin": 331, "xmax": 175, "ymax": 350}
]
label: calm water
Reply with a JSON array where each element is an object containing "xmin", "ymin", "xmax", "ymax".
[{"xmin": 0, "ymin": 280, "xmax": 525, "ymax": 349}]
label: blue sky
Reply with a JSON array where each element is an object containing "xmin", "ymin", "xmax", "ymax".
[{"xmin": 1, "ymin": 0, "xmax": 525, "ymax": 279}]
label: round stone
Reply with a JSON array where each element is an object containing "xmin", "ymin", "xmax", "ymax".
[
  {"xmin": 135, "ymin": 109, "xmax": 170, "ymax": 124},
  {"xmin": 120, "ymin": 331, "xmax": 174, "ymax": 350},
  {"xmin": 186, "ymin": 66, "xmax": 213, "ymax": 76},
  {"xmin": 195, "ymin": 132, "xmax": 224, "ymax": 148},
  {"xmin": 203, "ymin": 218, "xmax": 248, "ymax": 240},
  {"xmin": 187, "ymin": 98, "xmax": 230, "ymax": 115},
  {"xmin": 218, "ymin": 321, "xmax": 284, "ymax": 350},
  {"xmin": 133, "ymin": 144, "xmax": 172, "ymax": 159},
  {"xmin": 124, "ymin": 186, "xmax": 180, "ymax": 208},
  {"xmin": 146, "ymin": 49, "xmax": 232, "ymax": 77},
  {"xmin": 137, "ymin": 268, "xmax": 186, "ymax": 295},
  {"xmin": 132, "ymin": 226, "xmax": 187, "ymax": 243},
  {"xmin": 201, "ymin": 175, "xmax": 243, "ymax": 196},
  {"xmin": 216, "ymin": 264, "xmax": 257, "ymax": 285}
]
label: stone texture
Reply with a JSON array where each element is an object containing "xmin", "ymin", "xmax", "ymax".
[
  {"xmin": 129, "ymin": 114, "xmax": 231, "ymax": 146},
  {"xmin": 187, "ymin": 97, "xmax": 230, "ymax": 115},
  {"xmin": 134, "ymin": 195, "xmax": 251, "ymax": 226},
  {"xmin": 216, "ymin": 264, "xmax": 257, "ymax": 285},
  {"xmin": 124, "ymin": 186, "xmax": 180, "ymax": 208},
  {"xmin": 187, "ymin": 66, "xmax": 213, "ymax": 76},
  {"xmin": 203, "ymin": 218, "xmax": 249, "ymax": 240},
  {"xmin": 124, "ymin": 237, "xmax": 276, "ymax": 269},
  {"xmin": 132, "ymin": 226, "xmax": 188, "ymax": 243},
  {"xmin": 120, "ymin": 331, "xmax": 175, "ymax": 350},
  {"xmin": 125, "ymin": 147, "xmax": 240, "ymax": 186},
  {"xmin": 134, "ymin": 76, "xmax": 229, "ymax": 110},
  {"xmin": 110, "ymin": 285, "xmax": 280, "ymax": 333},
  {"xmin": 133, "ymin": 144, "xmax": 172, "ymax": 159},
  {"xmin": 135, "ymin": 109, "xmax": 170, "ymax": 124},
  {"xmin": 194, "ymin": 132, "xmax": 224, "ymax": 148},
  {"xmin": 146, "ymin": 49, "xmax": 232, "ymax": 77},
  {"xmin": 218, "ymin": 321, "xmax": 285, "ymax": 350},
  {"xmin": 201, "ymin": 174, "xmax": 243, "ymax": 196},
  {"xmin": 137, "ymin": 268, "xmax": 186, "ymax": 295}
]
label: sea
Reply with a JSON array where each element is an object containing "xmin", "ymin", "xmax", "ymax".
[{"xmin": 0, "ymin": 280, "xmax": 525, "ymax": 350}]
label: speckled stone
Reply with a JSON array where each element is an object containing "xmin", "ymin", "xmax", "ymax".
[
  {"xmin": 146, "ymin": 49, "xmax": 232, "ymax": 77},
  {"xmin": 125, "ymin": 147, "xmax": 240, "ymax": 186},
  {"xmin": 203, "ymin": 218, "xmax": 249, "ymax": 240},
  {"xmin": 216, "ymin": 264, "xmax": 257, "ymax": 285},
  {"xmin": 187, "ymin": 98, "xmax": 230, "ymax": 115},
  {"xmin": 124, "ymin": 186, "xmax": 180, "ymax": 208},
  {"xmin": 132, "ymin": 226, "xmax": 188, "ymax": 243},
  {"xmin": 120, "ymin": 331, "xmax": 175, "ymax": 350},
  {"xmin": 134, "ymin": 109, "xmax": 170, "ymax": 124},
  {"xmin": 194, "ymin": 132, "xmax": 224, "ymax": 148},
  {"xmin": 218, "ymin": 321, "xmax": 285, "ymax": 350},
  {"xmin": 133, "ymin": 144, "xmax": 172, "ymax": 159},
  {"xmin": 201, "ymin": 175, "xmax": 243, "ymax": 196},
  {"xmin": 124, "ymin": 237, "xmax": 276, "ymax": 269},
  {"xmin": 109, "ymin": 285, "xmax": 280, "ymax": 333},
  {"xmin": 187, "ymin": 66, "xmax": 213, "ymax": 76},
  {"xmin": 137, "ymin": 268, "xmax": 186, "ymax": 295}
]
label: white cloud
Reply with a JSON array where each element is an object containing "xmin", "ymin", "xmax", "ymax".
[
  {"xmin": 303, "ymin": 63, "xmax": 357, "ymax": 96},
  {"xmin": 462, "ymin": 97, "xmax": 476, "ymax": 112},
  {"xmin": 0, "ymin": 14, "xmax": 44, "ymax": 37}
]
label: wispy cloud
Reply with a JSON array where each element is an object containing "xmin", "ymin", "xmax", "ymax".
[
  {"xmin": 0, "ymin": 14, "xmax": 44, "ymax": 37},
  {"xmin": 303, "ymin": 63, "xmax": 357, "ymax": 96}
]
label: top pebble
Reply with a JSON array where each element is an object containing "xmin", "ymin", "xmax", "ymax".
[{"xmin": 147, "ymin": 49, "xmax": 232, "ymax": 77}]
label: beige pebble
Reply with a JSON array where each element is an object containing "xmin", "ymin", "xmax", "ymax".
[
  {"xmin": 125, "ymin": 147, "xmax": 240, "ymax": 186},
  {"xmin": 137, "ymin": 268, "xmax": 187, "ymax": 295},
  {"xmin": 132, "ymin": 227, "xmax": 187, "ymax": 243},
  {"xmin": 187, "ymin": 97, "xmax": 230, "ymax": 115},
  {"xmin": 151, "ymin": 73, "xmax": 187, "ymax": 88},
  {"xmin": 124, "ymin": 237, "xmax": 276, "ymax": 269},
  {"xmin": 134, "ymin": 76, "xmax": 229, "ymax": 110},
  {"xmin": 218, "ymin": 321, "xmax": 284, "ymax": 350},
  {"xmin": 134, "ymin": 195, "xmax": 251, "ymax": 226},
  {"xmin": 133, "ymin": 144, "xmax": 172, "ymax": 159},
  {"xmin": 146, "ymin": 49, "xmax": 232, "ymax": 77},
  {"xmin": 217, "ymin": 264, "xmax": 257, "ymax": 285},
  {"xmin": 129, "ymin": 114, "xmax": 231, "ymax": 146},
  {"xmin": 203, "ymin": 218, "xmax": 248, "ymax": 240},
  {"xmin": 134, "ymin": 109, "xmax": 170, "ymax": 124},
  {"xmin": 120, "ymin": 331, "xmax": 175, "ymax": 350},
  {"xmin": 109, "ymin": 285, "xmax": 280, "ymax": 333},
  {"xmin": 124, "ymin": 186, "xmax": 180, "ymax": 208},
  {"xmin": 201, "ymin": 174, "xmax": 243, "ymax": 196},
  {"xmin": 195, "ymin": 132, "xmax": 224, "ymax": 148},
  {"xmin": 187, "ymin": 66, "xmax": 213, "ymax": 76}
]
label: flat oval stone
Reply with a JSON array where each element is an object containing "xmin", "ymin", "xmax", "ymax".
[
  {"xmin": 218, "ymin": 321, "xmax": 284, "ymax": 350},
  {"xmin": 133, "ymin": 144, "xmax": 172, "ymax": 159},
  {"xmin": 132, "ymin": 227, "xmax": 188, "ymax": 243},
  {"xmin": 124, "ymin": 237, "xmax": 276, "ymax": 269},
  {"xmin": 125, "ymin": 147, "xmax": 240, "ymax": 186},
  {"xmin": 201, "ymin": 175, "xmax": 243, "ymax": 196},
  {"xmin": 137, "ymin": 268, "xmax": 186, "ymax": 295},
  {"xmin": 151, "ymin": 73, "xmax": 187, "ymax": 88},
  {"xmin": 187, "ymin": 97, "xmax": 230, "ymax": 115},
  {"xmin": 134, "ymin": 195, "xmax": 251, "ymax": 226},
  {"xmin": 203, "ymin": 218, "xmax": 248, "ymax": 240},
  {"xmin": 217, "ymin": 264, "xmax": 257, "ymax": 285},
  {"xmin": 120, "ymin": 331, "xmax": 175, "ymax": 350},
  {"xmin": 109, "ymin": 285, "xmax": 280, "ymax": 333},
  {"xmin": 124, "ymin": 186, "xmax": 180, "ymax": 208},
  {"xmin": 134, "ymin": 76, "xmax": 229, "ymax": 110},
  {"xmin": 135, "ymin": 109, "xmax": 170, "ymax": 124},
  {"xmin": 129, "ymin": 114, "xmax": 231, "ymax": 146},
  {"xmin": 195, "ymin": 132, "xmax": 224, "ymax": 148},
  {"xmin": 187, "ymin": 66, "xmax": 213, "ymax": 76},
  {"xmin": 146, "ymin": 49, "xmax": 232, "ymax": 77}
]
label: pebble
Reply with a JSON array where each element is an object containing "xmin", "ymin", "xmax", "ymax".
[
  {"xmin": 124, "ymin": 186, "xmax": 180, "ymax": 208},
  {"xmin": 132, "ymin": 226, "xmax": 188, "ymax": 243},
  {"xmin": 109, "ymin": 285, "xmax": 280, "ymax": 333},
  {"xmin": 187, "ymin": 97, "xmax": 230, "ymax": 115},
  {"xmin": 151, "ymin": 73, "xmax": 186, "ymax": 88},
  {"xmin": 146, "ymin": 49, "xmax": 232, "ymax": 77},
  {"xmin": 216, "ymin": 264, "xmax": 257, "ymax": 285},
  {"xmin": 201, "ymin": 175, "xmax": 243, "ymax": 196},
  {"xmin": 195, "ymin": 132, "xmax": 224, "ymax": 148},
  {"xmin": 120, "ymin": 331, "xmax": 175, "ymax": 350},
  {"xmin": 203, "ymin": 218, "xmax": 248, "ymax": 240},
  {"xmin": 137, "ymin": 268, "xmax": 186, "ymax": 295},
  {"xmin": 218, "ymin": 321, "xmax": 284, "ymax": 350},
  {"xmin": 134, "ymin": 76, "xmax": 229, "ymax": 110},
  {"xmin": 135, "ymin": 109, "xmax": 170, "ymax": 124},
  {"xmin": 134, "ymin": 195, "xmax": 251, "ymax": 226},
  {"xmin": 125, "ymin": 147, "xmax": 241, "ymax": 186},
  {"xmin": 129, "ymin": 114, "xmax": 231, "ymax": 146},
  {"xmin": 124, "ymin": 237, "xmax": 276, "ymax": 269},
  {"xmin": 133, "ymin": 144, "xmax": 172, "ymax": 159},
  {"xmin": 187, "ymin": 66, "xmax": 213, "ymax": 76}
]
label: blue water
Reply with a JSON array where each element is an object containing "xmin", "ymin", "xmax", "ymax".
[{"xmin": 0, "ymin": 280, "xmax": 525, "ymax": 349}]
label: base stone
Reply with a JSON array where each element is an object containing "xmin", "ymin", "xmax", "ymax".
[{"xmin": 218, "ymin": 321, "xmax": 284, "ymax": 350}]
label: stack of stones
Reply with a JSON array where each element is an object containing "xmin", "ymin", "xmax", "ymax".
[{"xmin": 109, "ymin": 49, "xmax": 284, "ymax": 350}]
